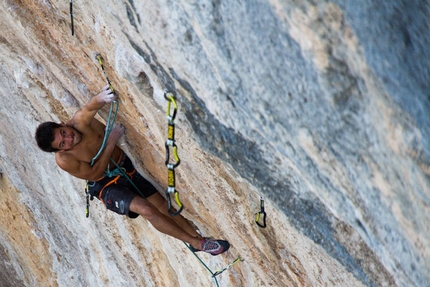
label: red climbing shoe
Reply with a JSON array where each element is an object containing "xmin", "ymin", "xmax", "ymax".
[{"xmin": 200, "ymin": 239, "xmax": 230, "ymax": 256}]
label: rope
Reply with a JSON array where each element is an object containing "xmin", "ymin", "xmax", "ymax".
[
  {"xmin": 86, "ymin": 53, "xmax": 119, "ymax": 217},
  {"xmin": 184, "ymin": 242, "xmax": 243, "ymax": 286},
  {"xmin": 90, "ymin": 53, "xmax": 118, "ymax": 166},
  {"xmin": 85, "ymin": 53, "xmax": 160, "ymax": 216},
  {"xmin": 89, "ymin": 100, "xmax": 118, "ymax": 166}
]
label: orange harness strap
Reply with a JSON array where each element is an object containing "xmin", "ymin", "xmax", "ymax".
[
  {"xmin": 96, "ymin": 169, "xmax": 136, "ymax": 204},
  {"xmin": 97, "ymin": 175, "xmax": 120, "ymax": 204}
]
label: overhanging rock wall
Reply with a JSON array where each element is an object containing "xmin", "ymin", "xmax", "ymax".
[{"xmin": 0, "ymin": 1, "xmax": 429, "ymax": 286}]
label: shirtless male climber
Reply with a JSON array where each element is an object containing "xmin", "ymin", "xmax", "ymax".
[{"xmin": 35, "ymin": 85, "xmax": 230, "ymax": 255}]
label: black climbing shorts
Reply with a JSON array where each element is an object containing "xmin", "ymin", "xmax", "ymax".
[
  {"xmin": 102, "ymin": 185, "xmax": 139, "ymax": 218},
  {"xmin": 88, "ymin": 153, "xmax": 157, "ymax": 218}
]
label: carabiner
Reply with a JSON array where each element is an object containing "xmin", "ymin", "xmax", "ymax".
[
  {"xmin": 255, "ymin": 197, "xmax": 267, "ymax": 228},
  {"xmin": 166, "ymin": 188, "xmax": 184, "ymax": 216},
  {"xmin": 165, "ymin": 91, "xmax": 177, "ymax": 122}
]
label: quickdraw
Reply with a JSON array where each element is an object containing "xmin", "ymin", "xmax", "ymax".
[
  {"xmin": 85, "ymin": 181, "xmax": 91, "ymax": 218},
  {"xmin": 95, "ymin": 53, "xmax": 115, "ymax": 92},
  {"xmin": 164, "ymin": 91, "xmax": 183, "ymax": 216},
  {"xmin": 213, "ymin": 256, "xmax": 244, "ymax": 277},
  {"xmin": 164, "ymin": 92, "xmax": 241, "ymax": 283},
  {"xmin": 70, "ymin": 0, "xmax": 74, "ymax": 36},
  {"xmin": 255, "ymin": 197, "xmax": 267, "ymax": 228}
]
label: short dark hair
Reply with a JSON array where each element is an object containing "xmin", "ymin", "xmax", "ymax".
[{"xmin": 35, "ymin": 122, "xmax": 62, "ymax": 152}]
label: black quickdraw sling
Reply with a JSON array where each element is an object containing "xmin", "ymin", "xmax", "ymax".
[{"xmin": 70, "ymin": 0, "xmax": 74, "ymax": 36}]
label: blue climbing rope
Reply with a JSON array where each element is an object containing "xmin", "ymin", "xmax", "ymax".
[
  {"xmin": 90, "ymin": 53, "xmax": 118, "ymax": 166},
  {"xmin": 184, "ymin": 242, "xmax": 243, "ymax": 286},
  {"xmin": 89, "ymin": 99, "xmax": 118, "ymax": 166}
]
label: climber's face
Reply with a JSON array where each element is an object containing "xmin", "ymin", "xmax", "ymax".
[{"xmin": 52, "ymin": 125, "xmax": 82, "ymax": 150}]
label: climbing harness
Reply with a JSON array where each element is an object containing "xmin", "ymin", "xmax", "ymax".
[
  {"xmin": 70, "ymin": 0, "xmax": 74, "ymax": 35},
  {"xmin": 184, "ymin": 243, "xmax": 243, "ymax": 286},
  {"xmin": 164, "ymin": 91, "xmax": 183, "ymax": 216},
  {"xmin": 255, "ymin": 197, "xmax": 267, "ymax": 228}
]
